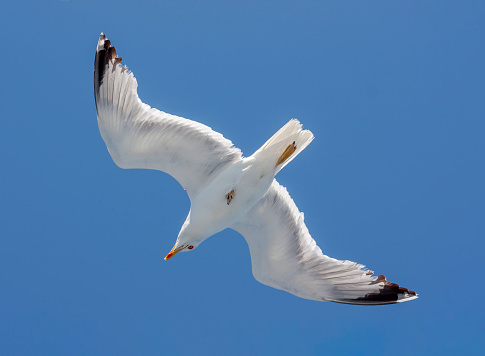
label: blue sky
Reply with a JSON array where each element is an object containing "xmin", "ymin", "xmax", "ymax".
[{"xmin": 1, "ymin": 1, "xmax": 484, "ymax": 355}]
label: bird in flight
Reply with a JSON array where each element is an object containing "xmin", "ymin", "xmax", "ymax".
[{"xmin": 94, "ymin": 33, "xmax": 417, "ymax": 305}]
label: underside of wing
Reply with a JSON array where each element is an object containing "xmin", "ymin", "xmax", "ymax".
[
  {"xmin": 232, "ymin": 181, "xmax": 417, "ymax": 305},
  {"xmin": 94, "ymin": 34, "xmax": 242, "ymax": 199}
]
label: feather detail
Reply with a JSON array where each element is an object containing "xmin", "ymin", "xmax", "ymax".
[
  {"xmin": 94, "ymin": 34, "xmax": 242, "ymax": 199},
  {"xmin": 232, "ymin": 181, "xmax": 418, "ymax": 305}
]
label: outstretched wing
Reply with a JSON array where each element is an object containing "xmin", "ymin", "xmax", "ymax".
[
  {"xmin": 232, "ymin": 180, "xmax": 417, "ymax": 305},
  {"xmin": 94, "ymin": 34, "xmax": 242, "ymax": 199}
]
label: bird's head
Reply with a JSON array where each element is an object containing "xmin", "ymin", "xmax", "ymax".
[
  {"xmin": 164, "ymin": 221, "xmax": 205, "ymax": 260},
  {"xmin": 164, "ymin": 239, "xmax": 200, "ymax": 260}
]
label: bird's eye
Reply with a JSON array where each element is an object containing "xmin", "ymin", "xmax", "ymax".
[{"xmin": 188, "ymin": 245, "xmax": 194, "ymax": 250}]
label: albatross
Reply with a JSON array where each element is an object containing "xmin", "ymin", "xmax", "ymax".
[{"xmin": 94, "ymin": 33, "xmax": 417, "ymax": 305}]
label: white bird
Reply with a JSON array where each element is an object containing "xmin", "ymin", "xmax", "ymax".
[{"xmin": 94, "ymin": 33, "xmax": 417, "ymax": 305}]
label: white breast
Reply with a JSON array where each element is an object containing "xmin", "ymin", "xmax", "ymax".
[{"xmin": 188, "ymin": 157, "xmax": 275, "ymax": 238}]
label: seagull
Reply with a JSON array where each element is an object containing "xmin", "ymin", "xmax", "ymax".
[{"xmin": 94, "ymin": 33, "xmax": 417, "ymax": 305}]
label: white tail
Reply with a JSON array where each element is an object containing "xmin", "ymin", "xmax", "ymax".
[{"xmin": 253, "ymin": 119, "xmax": 314, "ymax": 174}]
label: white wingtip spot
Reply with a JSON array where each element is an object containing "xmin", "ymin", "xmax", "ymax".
[{"xmin": 97, "ymin": 33, "xmax": 106, "ymax": 52}]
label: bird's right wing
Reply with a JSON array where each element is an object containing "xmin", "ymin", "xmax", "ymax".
[
  {"xmin": 231, "ymin": 180, "xmax": 417, "ymax": 305},
  {"xmin": 94, "ymin": 34, "xmax": 242, "ymax": 200}
]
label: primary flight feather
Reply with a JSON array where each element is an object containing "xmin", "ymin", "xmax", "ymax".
[{"xmin": 94, "ymin": 33, "xmax": 417, "ymax": 305}]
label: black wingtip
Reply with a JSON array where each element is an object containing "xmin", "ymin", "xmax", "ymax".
[
  {"xmin": 94, "ymin": 33, "xmax": 123, "ymax": 90},
  {"xmin": 331, "ymin": 274, "xmax": 418, "ymax": 305},
  {"xmin": 357, "ymin": 274, "xmax": 417, "ymax": 304}
]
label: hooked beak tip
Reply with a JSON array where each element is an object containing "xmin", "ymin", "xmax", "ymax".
[{"xmin": 165, "ymin": 243, "xmax": 185, "ymax": 260}]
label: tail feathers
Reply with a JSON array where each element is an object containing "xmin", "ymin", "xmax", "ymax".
[{"xmin": 254, "ymin": 119, "xmax": 314, "ymax": 174}]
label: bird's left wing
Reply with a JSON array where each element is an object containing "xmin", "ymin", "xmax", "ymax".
[
  {"xmin": 232, "ymin": 180, "xmax": 417, "ymax": 305},
  {"xmin": 94, "ymin": 34, "xmax": 242, "ymax": 199}
]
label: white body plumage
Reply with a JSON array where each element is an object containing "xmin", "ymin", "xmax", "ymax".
[
  {"xmin": 94, "ymin": 33, "xmax": 418, "ymax": 305},
  {"xmin": 182, "ymin": 157, "xmax": 274, "ymax": 244}
]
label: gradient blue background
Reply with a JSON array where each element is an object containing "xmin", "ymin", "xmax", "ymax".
[{"xmin": 1, "ymin": 1, "xmax": 484, "ymax": 355}]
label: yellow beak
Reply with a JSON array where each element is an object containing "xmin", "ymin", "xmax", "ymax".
[{"xmin": 164, "ymin": 244, "xmax": 185, "ymax": 260}]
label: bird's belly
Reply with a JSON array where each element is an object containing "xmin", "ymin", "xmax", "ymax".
[{"xmin": 190, "ymin": 163, "xmax": 274, "ymax": 236}]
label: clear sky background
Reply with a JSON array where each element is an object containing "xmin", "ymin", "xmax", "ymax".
[{"xmin": 1, "ymin": 1, "xmax": 484, "ymax": 355}]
